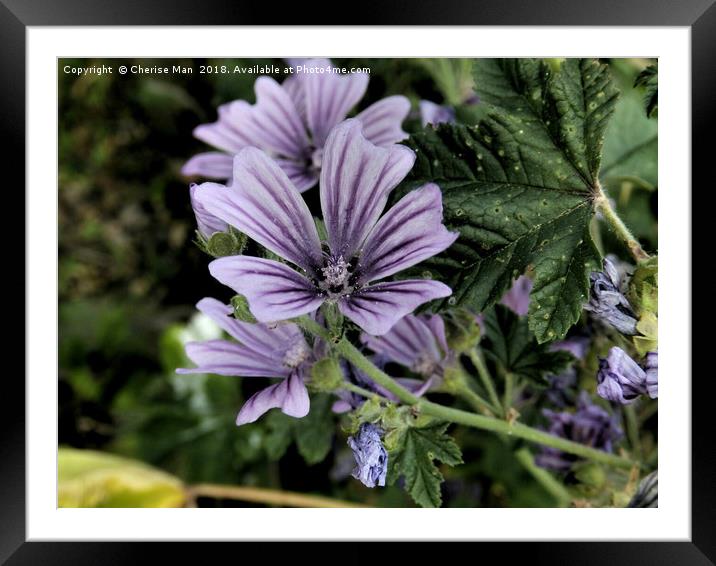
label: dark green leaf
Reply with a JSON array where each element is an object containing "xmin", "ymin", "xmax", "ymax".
[
  {"xmin": 482, "ymin": 305, "xmax": 574, "ymax": 386},
  {"xmin": 402, "ymin": 59, "xmax": 615, "ymax": 341},
  {"xmin": 633, "ymin": 64, "xmax": 658, "ymax": 118},
  {"xmin": 387, "ymin": 422, "xmax": 463, "ymax": 508}
]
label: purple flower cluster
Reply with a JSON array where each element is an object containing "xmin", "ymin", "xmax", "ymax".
[{"xmin": 536, "ymin": 392, "xmax": 623, "ymax": 471}]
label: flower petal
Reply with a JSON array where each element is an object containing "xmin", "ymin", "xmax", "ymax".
[
  {"xmin": 196, "ymin": 149, "xmax": 323, "ymax": 272},
  {"xmin": 303, "ymin": 59, "xmax": 369, "ymax": 146},
  {"xmin": 358, "ymin": 183, "xmax": 458, "ymax": 282},
  {"xmin": 177, "ymin": 339, "xmax": 288, "ymax": 378},
  {"xmin": 418, "ymin": 100, "xmax": 456, "ymax": 127},
  {"xmin": 182, "ymin": 152, "xmax": 234, "ymax": 180},
  {"xmin": 339, "ymin": 279, "xmax": 452, "ymax": 336},
  {"xmin": 236, "ymin": 371, "xmax": 310, "ymax": 425},
  {"xmin": 209, "ymin": 256, "xmax": 324, "ymax": 323},
  {"xmin": 320, "ymin": 119, "xmax": 416, "ymax": 259},
  {"xmin": 273, "ymin": 157, "xmax": 319, "ymax": 193},
  {"xmin": 195, "ymin": 77, "xmax": 310, "ymax": 160},
  {"xmin": 195, "ymin": 297, "xmax": 305, "ymax": 357},
  {"xmin": 356, "ymin": 95, "xmax": 410, "ymax": 146},
  {"xmin": 189, "ymin": 183, "xmax": 228, "ymax": 238},
  {"xmin": 361, "ymin": 314, "xmax": 442, "ymax": 368}
]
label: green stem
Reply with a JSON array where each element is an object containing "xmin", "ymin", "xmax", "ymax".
[
  {"xmin": 468, "ymin": 350, "xmax": 503, "ymax": 416},
  {"xmin": 503, "ymin": 371, "xmax": 514, "ymax": 417},
  {"xmin": 514, "ymin": 448, "xmax": 572, "ymax": 506},
  {"xmin": 454, "ymin": 381, "xmax": 499, "ymax": 416},
  {"xmin": 297, "ymin": 319, "xmax": 636, "ymax": 470},
  {"xmin": 343, "ymin": 381, "xmax": 385, "ymax": 401},
  {"xmin": 418, "ymin": 399, "xmax": 635, "ymax": 469},
  {"xmin": 594, "ymin": 185, "xmax": 650, "ymax": 263}
]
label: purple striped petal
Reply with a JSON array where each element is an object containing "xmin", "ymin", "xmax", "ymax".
[
  {"xmin": 177, "ymin": 339, "xmax": 289, "ymax": 378},
  {"xmin": 282, "ymin": 74, "xmax": 307, "ymax": 123},
  {"xmin": 196, "ymin": 149, "xmax": 323, "ymax": 272},
  {"xmin": 273, "ymin": 157, "xmax": 319, "ymax": 193},
  {"xmin": 236, "ymin": 371, "xmax": 310, "ymax": 425},
  {"xmin": 209, "ymin": 256, "xmax": 324, "ymax": 323},
  {"xmin": 195, "ymin": 78, "xmax": 310, "ymax": 160},
  {"xmin": 189, "ymin": 183, "xmax": 228, "ymax": 238},
  {"xmin": 358, "ymin": 183, "xmax": 458, "ymax": 283},
  {"xmin": 361, "ymin": 314, "xmax": 442, "ymax": 368},
  {"xmin": 339, "ymin": 280, "xmax": 452, "ymax": 336},
  {"xmin": 302, "ymin": 59, "xmax": 369, "ymax": 146},
  {"xmin": 356, "ymin": 95, "xmax": 410, "ymax": 146},
  {"xmin": 195, "ymin": 298, "xmax": 305, "ymax": 358},
  {"xmin": 182, "ymin": 152, "xmax": 234, "ymax": 180},
  {"xmin": 320, "ymin": 120, "xmax": 416, "ymax": 259}
]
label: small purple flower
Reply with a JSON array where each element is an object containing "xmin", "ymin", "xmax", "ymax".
[
  {"xmin": 500, "ymin": 275, "xmax": 533, "ymax": 316},
  {"xmin": 550, "ymin": 335, "xmax": 591, "ymax": 360},
  {"xmin": 584, "ymin": 258, "xmax": 638, "ymax": 335},
  {"xmin": 536, "ymin": 392, "xmax": 623, "ymax": 471},
  {"xmin": 196, "ymin": 119, "xmax": 458, "ymax": 336},
  {"xmin": 190, "ymin": 183, "xmax": 228, "ymax": 238},
  {"xmin": 347, "ymin": 423, "xmax": 388, "ymax": 488},
  {"xmin": 176, "ymin": 298, "xmax": 311, "ymax": 425},
  {"xmin": 644, "ymin": 351, "xmax": 658, "ymax": 399},
  {"xmin": 361, "ymin": 313, "xmax": 450, "ymax": 393},
  {"xmin": 182, "ymin": 58, "xmax": 410, "ymax": 192},
  {"xmin": 419, "ymin": 100, "xmax": 456, "ymax": 127},
  {"xmin": 596, "ymin": 347, "xmax": 649, "ymax": 405}
]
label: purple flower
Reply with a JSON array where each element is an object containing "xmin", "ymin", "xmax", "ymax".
[
  {"xmin": 182, "ymin": 59, "xmax": 410, "ymax": 191},
  {"xmin": 500, "ymin": 275, "xmax": 533, "ymax": 316},
  {"xmin": 419, "ymin": 100, "xmax": 456, "ymax": 127},
  {"xmin": 584, "ymin": 258, "xmax": 638, "ymax": 335},
  {"xmin": 176, "ymin": 297, "xmax": 311, "ymax": 425},
  {"xmin": 361, "ymin": 313, "xmax": 450, "ymax": 393},
  {"xmin": 347, "ymin": 423, "xmax": 388, "ymax": 488},
  {"xmin": 644, "ymin": 351, "xmax": 658, "ymax": 399},
  {"xmin": 196, "ymin": 119, "xmax": 458, "ymax": 336},
  {"xmin": 536, "ymin": 392, "xmax": 623, "ymax": 471},
  {"xmin": 596, "ymin": 347, "xmax": 649, "ymax": 405},
  {"xmin": 190, "ymin": 183, "xmax": 228, "ymax": 238},
  {"xmin": 550, "ymin": 335, "xmax": 591, "ymax": 360}
]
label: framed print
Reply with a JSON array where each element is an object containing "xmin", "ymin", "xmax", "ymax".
[{"xmin": 2, "ymin": 0, "xmax": 707, "ymax": 562}]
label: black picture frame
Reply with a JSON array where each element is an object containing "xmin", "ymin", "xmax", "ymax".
[{"xmin": 2, "ymin": 0, "xmax": 705, "ymax": 562}]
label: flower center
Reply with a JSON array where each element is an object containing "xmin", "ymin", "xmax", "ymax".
[
  {"xmin": 311, "ymin": 147, "xmax": 324, "ymax": 170},
  {"xmin": 317, "ymin": 255, "xmax": 358, "ymax": 300},
  {"xmin": 283, "ymin": 340, "xmax": 311, "ymax": 368},
  {"xmin": 412, "ymin": 352, "xmax": 438, "ymax": 377}
]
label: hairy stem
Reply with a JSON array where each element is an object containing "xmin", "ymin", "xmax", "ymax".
[
  {"xmin": 188, "ymin": 483, "xmax": 367, "ymax": 508},
  {"xmin": 594, "ymin": 186, "xmax": 650, "ymax": 263},
  {"xmin": 468, "ymin": 349, "xmax": 503, "ymax": 416}
]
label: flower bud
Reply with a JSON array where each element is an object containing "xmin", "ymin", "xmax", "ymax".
[
  {"xmin": 347, "ymin": 423, "xmax": 388, "ymax": 488},
  {"xmin": 596, "ymin": 347, "xmax": 647, "ymax": 405}
]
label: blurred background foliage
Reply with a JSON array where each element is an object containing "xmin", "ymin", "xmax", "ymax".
[{"xmin": 58, "ymin": 57, "xmax": 656, "ymax": 507}]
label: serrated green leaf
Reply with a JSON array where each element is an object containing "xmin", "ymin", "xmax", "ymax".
[
  {"xmin": 293, "ymin": 394, "xmax": 335, "ymax": 465},
  {"xmin": 634, "ymin": 64, "xmax": 658, "ymax": 118},
  {"xmin": 402, "ymin": 59, "xmax": 615, "ymax": 341},
  {"xmin": 387, "ymin": 423, "xmax": 463, "ymax": 508},
  {"xmin": 482, "ymin": 305, "xmax": 574, "ymax": 387}
]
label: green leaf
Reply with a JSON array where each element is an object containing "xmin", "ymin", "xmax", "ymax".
[
  {"xmin": 387, "ymin": 422, "xmax": 463, "ymax": 508},
  {"xmin": 58, "ymin": 448, "xmax": 186, "ymax": 507},
  {"xmin": 601, "ymin": 85, "xmax": 657, "ymax": 189},
  {"xmin": 634, "ymin": 64, "xmax": 658, "ymax": 118},
  {"xmin": 293, "ymin": 394, "xmax": 335, "ymax": 465},
  {"xmin": 482, "ymin": 305, "xmax": 574, "ymax": 387},
  {"xmin": 402, "ymin": 58, "xmax": 616, "ymax": 342}
]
